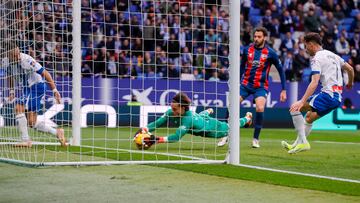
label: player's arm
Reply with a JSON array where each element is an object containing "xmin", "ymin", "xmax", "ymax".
[
  {"xmin": 5, "ymin": 60, "xmax": 15, "ymax": 102},
  {"xmin": 145, "ymin": 110, "xmax": 171, "ymax": 132},
  {"xmin": 300, "ymin": 73, "xmax": 320, "ymax": 102},
  {"xmin": 342, "ymin": 62, "xmax": 354, "ymax": 89},
  {"xmin": 7, "ymin": 75, "xmax": 15, "ymax": 102},
  {"xmin": 152, "ymin": 124, "xmax": 189, "ymax": 144},
  {"xmin": 272, "ymin": 52, "xmax": 287, "ymax": 102},
  {"xmin": 290, "ymin": 73, "xmax": 320, "ymax": 112},
  {"xmin": 41, "ymin": 70, "xmax": 61, "ymax": 104}
]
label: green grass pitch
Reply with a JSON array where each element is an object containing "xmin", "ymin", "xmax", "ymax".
[{"xmin": 1, "ymin": 127, "xmax": 360, "ymax": 197}]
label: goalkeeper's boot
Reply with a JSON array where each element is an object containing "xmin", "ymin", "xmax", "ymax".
[
  {"xmin": 252, "ymin": 138, "xmax": 260, "ymax": 148},
  {"xmin": 217, "ymin": 136, "xmax": 228, "ymax": 147},
  {"xmin": 281, "ymin": 141, "xmax": 293, "ymax": 151},
  {"xmin": 14, "ymin": 140, "xmax": 32, "ymax": 148},
  {"xmin": 288, "ymin": 143, "xmax": 311, "ymax": 154},
  {"xmin": 244, "ymin": 112, "xmax": 253, "ymax": 128},
  {"xmin": 57, "ymin": 128, "xmax": 68, "ymax": 147}
]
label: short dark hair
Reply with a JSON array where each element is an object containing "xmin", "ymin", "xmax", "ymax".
[
  {"xmin": 2, "ymin": 41, "xmax": 18, "ymax": 51},
  {"xmin": 304, "ymin": 32, "xmax": 322, "ymax": 46},
  {"xmin": 172, "ymin": 92, "xmax": 191, "ymax": 111},
  {"xmin": 254, "ymin": 27, "xmax": 268, "ymax": 37}
]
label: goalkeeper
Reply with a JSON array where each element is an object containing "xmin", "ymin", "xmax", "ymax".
[
  {"xmin": 135, "ymin": 92, "xmax": 252, "ymax": 148},
  {"xmin": 5, "ymin": 41, "xmax": 66, "ymax": 147}
]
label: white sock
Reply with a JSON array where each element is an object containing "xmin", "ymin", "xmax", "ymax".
[
  {"xmin": 292, "ymin": 121, "xmax": 312, "ymax": 146},
  {"xmin": 34, "ymin": 120, "xmax": 57, "ymax": 135},
  {"xmin": 305, "ymin": 122, "xmax": 313, "ymax": 137},
  {"xmin": 16, "ymin": 113, "xmax": 30, "ymax": 141},
  {"xmin": 290, "ymin": 111, "xmax": 308, "ymax": 144}
]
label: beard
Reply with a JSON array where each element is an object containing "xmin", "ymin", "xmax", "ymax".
[{"xmin": 254, "ymin": 39, "xmax": 265, "ymax": 48}]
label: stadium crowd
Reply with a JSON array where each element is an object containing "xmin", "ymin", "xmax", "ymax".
[{"xmin": 23, "ymin": 0, "xmax": 360, "ymax": 82}]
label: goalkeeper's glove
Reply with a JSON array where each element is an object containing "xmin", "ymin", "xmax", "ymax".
[
  {"xmin": 143, "ymin": 134, "xmax": 157, "ymax": 148},
  {"xmin": 134, "ymin": 127, "xmax": 149, "ymax": 137}
]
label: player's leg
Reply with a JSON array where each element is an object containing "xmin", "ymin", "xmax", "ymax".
[
  {"xmin": 252, "ymin": 95, "xmax": 266, "ymax": 148},
  {"xmin": 14, "ymin": 103, "xmax": 32, "ymax": 147},
  {"xmin": 217, "ymin": 112, "xmax": 252, "ymax": 147},
  {"xmin": 282, "ymin": 102, "xmax": 312, "ymax": 151},
  {"xmin": 304, "ymin": 110, "xmax": 319, "ymax": 136},
  {"xmin": 218, "ymin": 86, "xmax": 248, "ymax": 147},
  {"xmin": 29, "ymin": 83, "xmax": 67, "ymax": 146}
]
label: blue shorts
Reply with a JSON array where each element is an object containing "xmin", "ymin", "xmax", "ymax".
[
  {"xmin": 17, "ymin": 83, "xmax": 47, "ymax": 112},
  {"xmin": 240, "ymin": 85, "xmax": 268, "ymax": 100},
  {"xmin": 307, "ymin": 92, "xmax": 341, "ymax": 117}
]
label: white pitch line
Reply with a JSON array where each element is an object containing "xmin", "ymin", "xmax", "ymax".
[
  {"xmin": 236, "ymin": 163, "xmax": 360, "ymax": 184},
  {"xmin": 313, "ymin": 141, "xmax": 360, "ymax": 145}
]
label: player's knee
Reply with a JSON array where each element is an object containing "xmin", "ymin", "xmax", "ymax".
[
  {"xmin": 305, "ymin": 114, "xmax": 315, "ymax": 124},
  {"xmin": 256, "ymin": 106, "xmax": 265, "ymax": 112},
  {"xmin": 27, "ymin": 119, "xmax": 36, "ymax": 128}
]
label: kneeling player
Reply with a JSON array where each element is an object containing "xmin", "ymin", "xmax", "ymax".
[{"xmin": 135, "ymin": 92, "xmax": 252, "ymax": 149}]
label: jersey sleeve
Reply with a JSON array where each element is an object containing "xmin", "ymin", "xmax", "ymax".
[
  {"xmin": 240, "ymin": 47, "xmax": 248, "ymax": 77},
  {"xmin": 147, "ymin": 109, "xmax": 171, "ymax": 132},
  {"xmin": 271, "ymin": 50, "xmax": 286, "ymax": 90},
  {"xmin": 310, "ymin": 56, "xmax": 321, "ymax": 75},
  {"xmin": 26, "ymin": 56, "xmax": 44, "ymax": 75},
  {"xmin": 167, "ymin": 118, "xmax": 191, "ymax": 142},
  {"xmin": 338, "ymin": 55, "xmax": 345, "ymax": 67}
]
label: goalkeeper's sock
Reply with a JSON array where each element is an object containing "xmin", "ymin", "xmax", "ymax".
[
  {"xmin": 290, "ymin": 111, "xmax": 307, "ymax": 144},
  {"xmin": 157, "ymin": 136, "xmax": 168, "ymax": 143},
  {"xmin": 34, "ymin": 120, "xmax": 57, "ymax": 135},
  {"xmin": 239, "ymin": 117, "xmax": 247, "ymax": 127},
  {"xmin": 16, "ymin": 113, "xmax": 30, "ymax": 141},
  {"xmin": 253, "ymin": 112, "xmax": 264, "ymax": 140}
]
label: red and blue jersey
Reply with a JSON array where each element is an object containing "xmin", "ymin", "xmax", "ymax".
[{"xmin": 240, "ymin": 44, "xmax": 286, "ymax": 90}]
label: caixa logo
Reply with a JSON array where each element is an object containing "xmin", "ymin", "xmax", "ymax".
[{"xmin": 122, "ymin": 88, "xmax": 227, "ymax": 107}]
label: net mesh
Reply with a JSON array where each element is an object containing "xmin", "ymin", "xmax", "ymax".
[{"xmin": 0, "ymin": 0, "xmax": 232, "ymax": 165}]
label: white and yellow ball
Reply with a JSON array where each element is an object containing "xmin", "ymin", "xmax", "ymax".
[{"xmin": 134, "ymin": 132, "xmax": 152, "ymax": 150}]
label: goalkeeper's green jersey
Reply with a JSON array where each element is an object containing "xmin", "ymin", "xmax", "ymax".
[{"xmin": 147, "ymin": 109, "xmax": 229, "ymax": 142}]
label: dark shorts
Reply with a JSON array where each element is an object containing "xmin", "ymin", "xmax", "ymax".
[{"xmin": 240, "ymin": 85, "xmax": 268, "ymax": 100}]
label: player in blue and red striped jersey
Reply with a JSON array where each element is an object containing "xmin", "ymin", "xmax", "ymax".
[{"xmin": 219, "ymin": 27, "xmax": 287, "ymax": 148}]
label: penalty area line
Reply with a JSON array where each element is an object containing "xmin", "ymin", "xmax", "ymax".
[
  {"xmin": 236, "ymin": 163, "xmax": 360, "ymax": 184},
  {"xmin": 313, "ymin": 141, "xmax": 360, "ymax": 145}
]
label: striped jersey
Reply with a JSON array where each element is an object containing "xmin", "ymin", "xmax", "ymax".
[{"xmin": 240, "ymin": 44, "xmax": 286, "ymax": 90}]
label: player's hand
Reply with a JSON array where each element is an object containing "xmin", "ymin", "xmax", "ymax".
[
  {"xmin": 346, "ymin": 82, "xmax": 353, "ymax": 90},
  {"xmin": 134, "ymin": 127, "xmax": 149, "ymax": 137},
  {"xmin": 290, "ymin": 100, "xmax": 304, "ymax": 112},
  {"xmin": 143, "ymin": 134, "xmax": 156, "ymax": 148},
  {"xmin": 206, "ymin": 108, "xmax": 214, "ymax": 114},
  {"xmin": 280, "ymin": 90, "xmax": 287, "ymax": 102},
  {"xmin": 53, "ymin": 90, "xmax": 61, "ymax": 104}
]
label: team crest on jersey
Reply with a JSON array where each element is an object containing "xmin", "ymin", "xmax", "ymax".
[{"xmin": 261, "ymin": 54, "xmax": 268, "ymax": 59}]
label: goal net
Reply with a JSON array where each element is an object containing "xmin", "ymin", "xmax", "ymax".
[{"xmin": 0, "ymin": 0, "xmax": 240, "ymax": 166}]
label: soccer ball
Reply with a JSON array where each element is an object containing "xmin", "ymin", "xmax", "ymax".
[{"xmin": 134, "ymin": 132, "xmax": 152, "ymax": 150}]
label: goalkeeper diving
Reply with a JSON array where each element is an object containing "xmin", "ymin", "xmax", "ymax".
[{"xmin": 134, "ymin": 92, "xmax": 252, "ymax": 149}]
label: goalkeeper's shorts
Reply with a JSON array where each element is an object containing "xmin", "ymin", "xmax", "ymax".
[{"xmin": 17, "ymin": 82, "xmax": 47, "ymax": 113}]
